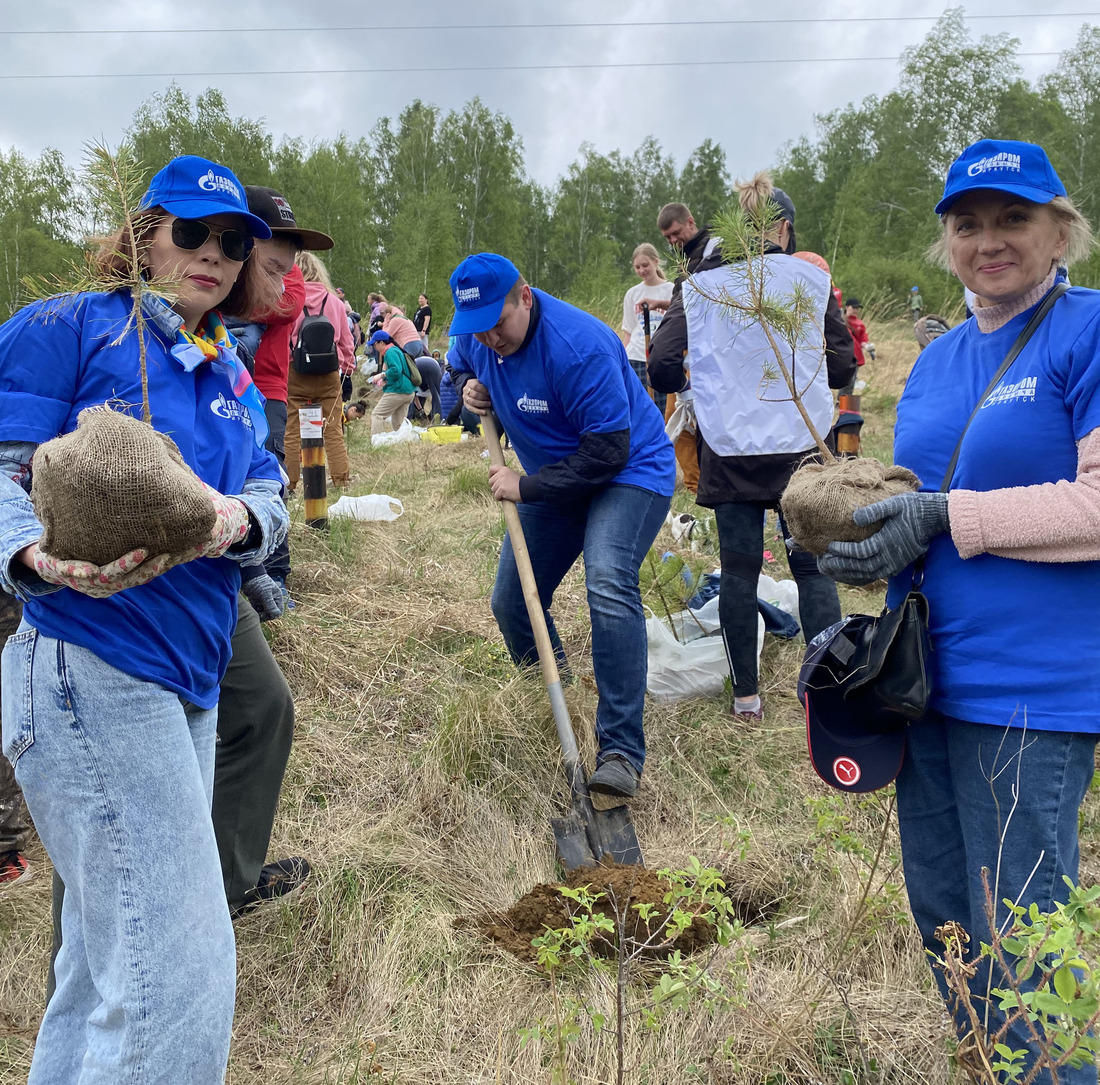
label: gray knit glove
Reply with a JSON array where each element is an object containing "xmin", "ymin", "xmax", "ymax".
[
  {"xmin": 817, "ymin": 492, "xmax": 949, "ymax": 586},
  {"xmin": 242, "ymin": 572, "xmax": 286, "ymax": 622}
]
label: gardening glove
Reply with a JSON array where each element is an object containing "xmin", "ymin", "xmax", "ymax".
[
  {"xmin": 241, "ymin": 571, "xmax": 285, "ymax": 622},
  {"xmin": 198, "ymin": 484, "xmax": 252, "ymax": 559},
  {"xmin": 32, "ymin": 546, "xmax": 189, "ymax": 598},
  {"xmin": 817, "ymin": 492, "xmax": 950, "ymax": 586}
]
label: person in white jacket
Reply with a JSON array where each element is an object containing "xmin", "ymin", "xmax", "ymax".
[{"xmin": 648, "ymin": 173, "xmax": 856, "ymax": 721}]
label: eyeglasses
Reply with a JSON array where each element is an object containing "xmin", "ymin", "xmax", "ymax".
[{"xmin": 170, "ymin": 218, "xmax": 254, "ymax": 262}]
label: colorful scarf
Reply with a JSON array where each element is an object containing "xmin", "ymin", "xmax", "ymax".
[{"xmin": 168, "ymin": 308, "xmax": 270, "ymax": 449}]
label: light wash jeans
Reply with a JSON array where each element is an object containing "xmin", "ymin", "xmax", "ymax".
[
  {"xmin": 897, "ymin": 713, "xmax": 1099, "ymax": 1085},
  {"xmin": 491, "ymin": 483, "xmax": 670, "ymax": 772},
  {"xmin": 1, "ymin": 623, "xmax": 235, "ymax": 1085}
]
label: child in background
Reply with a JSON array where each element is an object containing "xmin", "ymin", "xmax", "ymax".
[{"xmin": 843, "ymin": 297, "xmax": 873, "ymax": 396}]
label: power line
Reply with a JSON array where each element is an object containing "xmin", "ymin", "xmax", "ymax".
[
  {"xmin": 0, "ymin": 52, "xmax": 1068, "ymax": 80},
  {"xmin": 2, "ymin": 13, "xmax": 1098, "ymax": 34}
]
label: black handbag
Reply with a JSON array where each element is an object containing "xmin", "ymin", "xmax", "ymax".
[{"xmin": 835, "ymin": 281, "xmax": 1069, "ymax": 725}]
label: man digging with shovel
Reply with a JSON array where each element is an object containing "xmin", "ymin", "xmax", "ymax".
[{"xmin": 448, "ymin": 253, "xmax": 675, "ymax": 807}]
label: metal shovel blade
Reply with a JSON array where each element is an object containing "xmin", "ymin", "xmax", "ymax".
[
  {"xmin": 553, "ymin": 784, "xmax": 644, "ymax": 872},
  {"xmin": 551, "ymin": 811, "xmax": 598, "ymax": 872},
  {"xmin": 590, "ymin": 804, "xmax": 643, "ymax": 867},
  {"xmin": 551, "ymin": 807, "xmax": 644, "ymax": 872}
]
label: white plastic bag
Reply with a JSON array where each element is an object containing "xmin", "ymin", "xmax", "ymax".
[
  {"xmin": 646, "ymin": 609, "xmax": 764, "ymax": 702},
  {"xmin": 757, "ymin": 573, "xmax": 801, "ymax": 632},
  {"xmin": 664, "ymin": 392, "xmax": 697, "ymax": 442},
  {"xmin": 370, "ymin": 419, "xmax": 421, "ymax": 448},
  {"xmin": 328, "ymin": 494, "xmax": 404, "ymax": 522}
]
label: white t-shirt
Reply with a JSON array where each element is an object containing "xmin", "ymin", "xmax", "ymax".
[{"xmin": 621, "ymin": 279, "xmax": 674, "ymax": 361}]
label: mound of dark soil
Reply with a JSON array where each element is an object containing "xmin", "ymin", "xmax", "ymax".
[{"xmin": 463, "ymin": 862, "xmax": 775, "ymax": 966}]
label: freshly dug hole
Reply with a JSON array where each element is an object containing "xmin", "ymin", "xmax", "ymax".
[
  {"xmin": 31, "ymin": 407, "xmax": 217, "ymax": 565},
  {"xmin": 462, "ymin": 862, "xmax": 775, "ymax": 966},
  {"xmin": 781, "ymin": 457, "xmax": 920, "ymax": 558}
]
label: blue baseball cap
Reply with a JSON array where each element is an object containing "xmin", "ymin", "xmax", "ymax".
[
  {"xmin": 140, "ymin": 155, "xmax": 272, "ymax": 238},
  {"xmin": 368, "ymin": 330, "xmax": 392, "ymax": 345},
  {"xmin": 935, "ymin": 139, "xmax": 1067, "ymax": 215},
  {"xmin": 449, "ymin": 253, "xmax": 521, "ymax": 335}
]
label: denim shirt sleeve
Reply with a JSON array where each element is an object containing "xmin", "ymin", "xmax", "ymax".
[
  {"xmin": 0, "ymin": 440, "xmax": 62, "ymax": 600},
  {"xmin": 229, "ymin": 478, "xmax": 289, "ymax": 568}
]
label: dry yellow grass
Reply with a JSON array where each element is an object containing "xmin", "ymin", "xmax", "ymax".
[{"xmin": 0, "ymin": 326, "xmax": 1094, "ymax": 1084}]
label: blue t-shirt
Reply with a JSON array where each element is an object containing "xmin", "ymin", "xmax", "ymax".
[
  {"xmin": 889, "ymin": 286, "xmax": 1100, "ymax": 733},
  {"xmin": 449, "ymin": 290, "xmax": 675, "ymax": 497},
  {"xmin": 0, "ymin": 291, "xmax": 282, "ymax": 708}
]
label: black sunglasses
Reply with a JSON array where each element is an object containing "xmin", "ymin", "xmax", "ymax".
[{"xmin": 171, "ymin": 218, "xmax": 254, "ymax": 262}]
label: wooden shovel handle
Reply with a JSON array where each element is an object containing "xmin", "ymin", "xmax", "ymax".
[{"xmin": 481, "ymin": 411, "xmax": 562, "ymax": 692}]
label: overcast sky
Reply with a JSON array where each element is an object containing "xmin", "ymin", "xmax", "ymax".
[{"xmin": 0, "ymin": 1, "xmax": 1091, "ymax": 185}]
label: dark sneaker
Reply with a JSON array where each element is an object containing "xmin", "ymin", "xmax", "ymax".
[
  {"xmin": 232, "ymin": 856, "xmax": 311, "ymax": 919},
  {"xmin": 588, "ymin": 755, "xmax": 641, "ymax": 809},
  {"xmin": 0, "ymin": 850, "xmax": 31, "ymax": 886}
]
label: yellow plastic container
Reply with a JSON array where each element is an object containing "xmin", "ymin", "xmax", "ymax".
[{"xmin": 420, "ymin": 426, "xmax": 463, "ymax": 444}]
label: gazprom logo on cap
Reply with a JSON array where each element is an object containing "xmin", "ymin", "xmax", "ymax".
[
  {"xmin": 456, "ymin": 286, "xmax": 481, "ymax": 304},
  {"xmin": 967, "ymin": 152, "xmax": 1022, "ymax": 178},
  {"xmin": 198, "ymin": 169, "xmax": 242, "ymax": 201}
]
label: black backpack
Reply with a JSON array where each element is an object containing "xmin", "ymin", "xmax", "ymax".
[{"xmin": 293, "ymin": 297, "xmax": 339, "ymax": 375}]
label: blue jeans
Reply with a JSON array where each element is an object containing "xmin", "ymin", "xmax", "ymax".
[
  {"xmin": 712, "ymin": 501, "xmax": 840, "ymax": 698},
  {"xmin": 2, "ymin": 624, "xmax": 235, "ymax": 1084},
  {"xmin": 897, "ymin": 713, "xmax": 1098, "ymax": 1085},
  {"xmin": 491, "ymin": 484, "xmax": 670, "ymax": 773}
]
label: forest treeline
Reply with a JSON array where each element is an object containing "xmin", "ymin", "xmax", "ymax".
[{"xmin": 1, "ymin": 8, "xmax": 1098, "ymax": 326}]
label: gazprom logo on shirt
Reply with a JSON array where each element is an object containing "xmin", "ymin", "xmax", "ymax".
[
  {"xmin": 210, "ymin": 393, "xmax": 253, "ymax": 427},
  {"xmin": 966, "ymin": 152, "xmax": 1022, "ymax": 178},
  {"xmin": 982, "ymin": 376, "xmax": 1037, "ymax": 408},
  {"xmin": 516, "ymin": 392, "xmax": 549, "ymax": 414},
  {"xmin": 198, "ymin": 170, "xmax": 242, "ymax": 201},
  {"xmin": 456, "ymin": 286, "xmax": 481, "ymax": 303}
]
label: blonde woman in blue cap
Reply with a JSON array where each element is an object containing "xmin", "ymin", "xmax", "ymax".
[
  {"xmin": 819, "ymin": 139, "xmax": 1099, "ymax": 1082},
  {"xmin": 0, "ymin": 155, "xmax": 286, "ymax": 1083}
]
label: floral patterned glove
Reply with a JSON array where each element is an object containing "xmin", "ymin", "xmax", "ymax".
[
  {"xmin": 32, "ymin": 546, "xmax": 188, "ymax": 598},
  {"xmin": 199, "ymin": 484, "xmax": 252, "ymax": 559}
]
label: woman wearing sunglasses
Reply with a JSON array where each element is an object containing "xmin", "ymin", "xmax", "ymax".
[{"xmin": 0, "ymin": 155, "xmax": 287, "ymax": 1083}]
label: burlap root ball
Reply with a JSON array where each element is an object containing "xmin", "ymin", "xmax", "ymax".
[
  {"xmin": 780, "ymin": 457, "xmax": 921, "ymax": 557},
  {"xmin": 31, "ymin": 407, "xmax": 217, "ymax": 566}
]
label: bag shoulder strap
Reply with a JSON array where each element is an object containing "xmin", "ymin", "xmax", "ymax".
[{"xmin": 939, "ymin": 280, "xmax": 1069, "ymax": 492}]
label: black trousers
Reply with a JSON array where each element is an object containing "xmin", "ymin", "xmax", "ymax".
[{"xmin": 49, "ymin": 598, "xmax": 295, "ymax": 997}]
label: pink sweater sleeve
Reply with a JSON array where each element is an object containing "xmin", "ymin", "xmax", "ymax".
[{"xmin": 948, "ymin": 427, "xmax": 1100, "ymax": 561}]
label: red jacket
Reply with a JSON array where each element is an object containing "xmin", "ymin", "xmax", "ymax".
[
  {"xmin": 846, "ymin": 314, "xmax": 870, "ymax": 367},
  {"xmin": 253, "ymin": 265, "xmax": 306, "ymax": 403}
]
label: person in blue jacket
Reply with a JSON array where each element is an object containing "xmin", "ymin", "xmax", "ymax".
[
  {"xmin": 0, "ymin": 155, "xmax": 288, "ymax": 1084},
  {"xmin": 448, "ymin": 253, "xmax": 675, "ymax": 803}
]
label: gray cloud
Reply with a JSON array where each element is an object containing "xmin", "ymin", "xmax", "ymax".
[{"xmin": 0, "ymin": 0, "xmax": 1090, "ymax": 184}]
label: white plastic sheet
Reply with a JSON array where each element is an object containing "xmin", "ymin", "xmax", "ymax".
[
  {"xmin": 370, "ymin": 419, "xmax": 421, "ymax": 448},
  {"xmin": 328, "ymin": 494, "xmax": 404, "ymax": 521}
]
